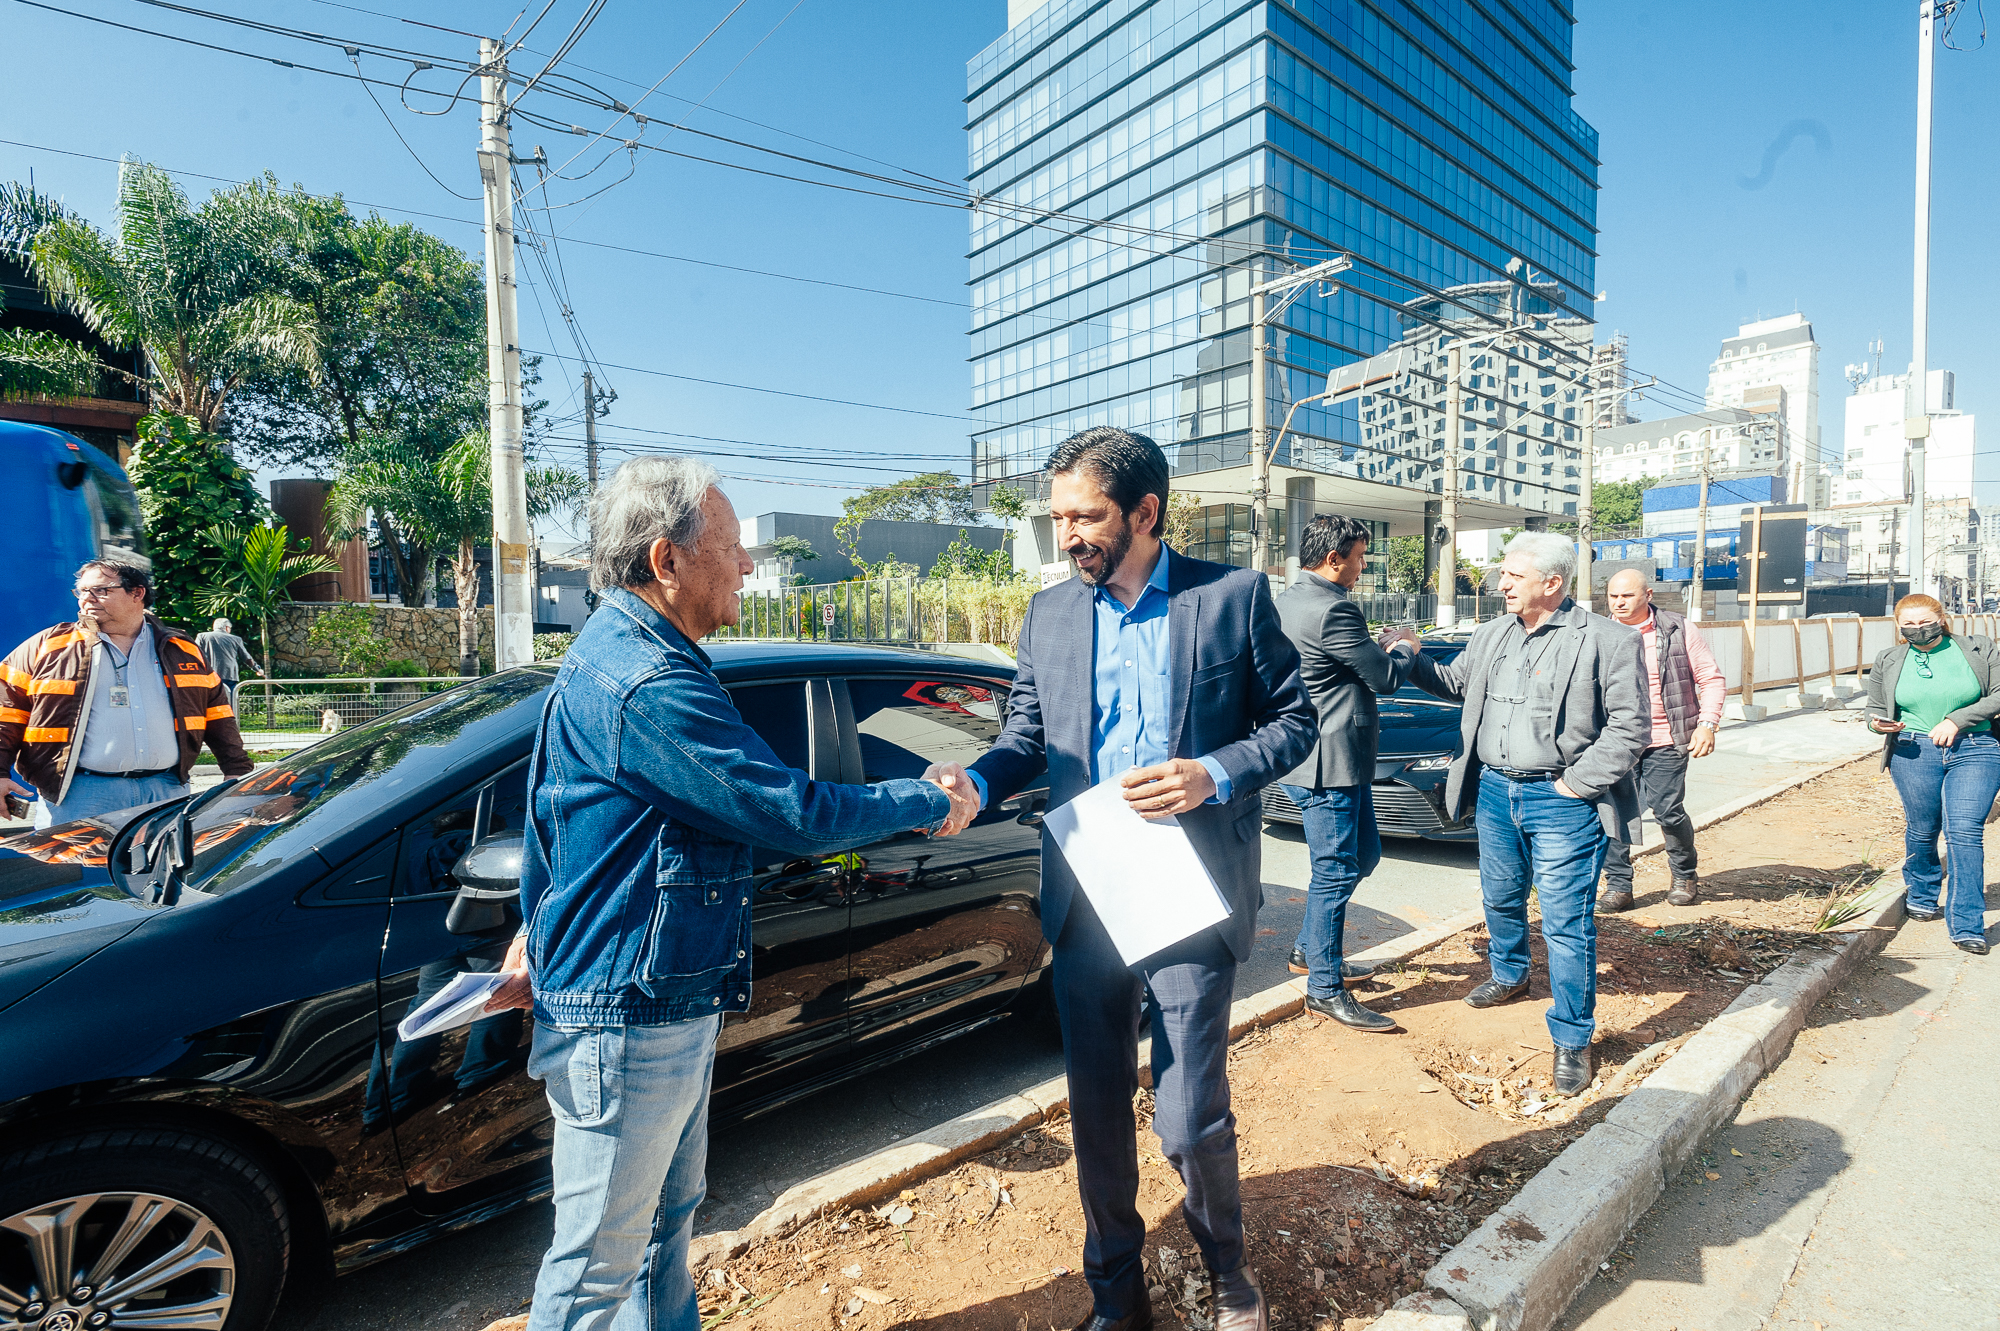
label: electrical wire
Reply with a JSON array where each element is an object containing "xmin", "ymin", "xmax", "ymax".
[
  {"xmin": 528, "ymin": 348, "xmax": 981, "ymax": 421},
  {"xmin": 349, "ymin": 50, "xmax": 479, "ymax": 200},
  {"xmin": 543, "ymin": 0, "xmax": 755, "ymax": 180},
  {"xmin": 116, "ymin": 0, "xmax": 464, "ymax": 63},
  {"xmin": 513, "ymin": 0, "xmax": 608, "ymax": 103}
]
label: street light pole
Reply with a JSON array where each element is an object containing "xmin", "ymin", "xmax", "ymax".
[
  {"xmin": 1438, "ymin": 343, "xmax": 1463, "ymax": 630},
  {"xmin": 1906, "ymin": 0, "xmax": 1949, "ymax": 603},
  {"xmin": 1248, "ymin": 258, "xmax": 1354, "ymax": 578}
]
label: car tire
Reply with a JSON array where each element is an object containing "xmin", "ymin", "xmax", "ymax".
[{"xmin": 0, "ymin": 1127, "xmax": 291, "ymax": 1331}]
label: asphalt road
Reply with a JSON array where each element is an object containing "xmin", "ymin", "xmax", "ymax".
[{"xmin": 237, "ymin": 710, "xmax": 1874, "ymax": 1331}]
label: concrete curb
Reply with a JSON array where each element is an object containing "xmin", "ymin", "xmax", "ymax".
[
  {"xmin": 1626, "ymin": 746, "xmax": 1875, "ymax": 862},
  {"xmin": 686, "ymin": 906, "xmax": 1489, "ymax": 1270},
  {"xmin": 1415, "ymin": 888, "xmax": 1907, "ymax": 1331}
]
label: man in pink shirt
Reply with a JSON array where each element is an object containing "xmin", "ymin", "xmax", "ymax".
[{"xmin": 1598, "ymin": 569, "xmax": 1727, "ymax": 910}]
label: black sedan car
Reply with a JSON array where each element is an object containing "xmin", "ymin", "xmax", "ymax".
[
  {"xmin": 0, "ymin": 646, "xmax": 1050, "ymax": 1331},
  {"xmin": 1261, "ymin": 639, "xmax": 1475, "ymax": 840}
]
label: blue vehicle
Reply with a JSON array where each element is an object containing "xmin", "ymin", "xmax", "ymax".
[
  {"xmin": 4, "ymin": 420, "xmax": 148, "ymax": 659},
  {"xmin": 1262, "ymin": 639, "xmax": 1473, "ymax": 840}
]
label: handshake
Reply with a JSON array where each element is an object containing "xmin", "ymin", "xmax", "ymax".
[
  {"xmin": 1377, "ymin": 623, "xmax": 1421, "ymax": 651},
  {"xmin": 919, "ymin": 762, "xmax": 981, "ymax": 837}
]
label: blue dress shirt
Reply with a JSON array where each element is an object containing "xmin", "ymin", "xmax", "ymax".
[{"xmin": 968, "ymin": 546, "xmax": 1229, "ymax": 808}]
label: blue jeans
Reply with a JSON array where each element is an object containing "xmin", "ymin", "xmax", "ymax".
[
  {"xmin": 31, "ymin": 771, "xmax": 188, "ymax": 829},
  {"xmin": 1475, "ymin": 769, "xmax": 1609, "ymax": 1051},
  {"xmin": 1282, "ymin": 783, "xmax": 1382, "ymax": 999},
  {"xmin": 1886, "ymin": 731, "xmax": 2000, "ymax": 944},
  {"xmin": 526, "ymin": 1016, "xmax": 722, "ymax": 1331}
]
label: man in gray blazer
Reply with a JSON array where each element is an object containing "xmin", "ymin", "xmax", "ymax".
[
  {"xmin": 1274, "ymin": 514, "xmax": 1419, "ymax": 1031},
  {"xmin": 1400, "ymin": 531, "xmax": 1648, "ymax": 1094},
  {"xmin": 932, "ymin": 428, "xmax": 1316, "ymax": 1331}
]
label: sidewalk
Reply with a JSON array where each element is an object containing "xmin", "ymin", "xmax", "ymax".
[{"xmin": 1556, "ymin": 897, "xmax": 2000, "ymax": 1331}]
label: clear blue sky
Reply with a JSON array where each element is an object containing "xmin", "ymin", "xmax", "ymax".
[{"xmin": 3, "ymin": 0, "xmax": 1995, "ymax": 536}]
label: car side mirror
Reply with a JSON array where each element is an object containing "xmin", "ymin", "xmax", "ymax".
[{"xmin": 446, "ymin": 830, "xmax": 524, "ymax": 935}]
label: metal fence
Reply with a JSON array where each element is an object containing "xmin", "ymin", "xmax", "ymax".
[
  {"xmin": 231, "ymin": 677, "xmax": 465, "ymax": 736},
  {"xmin": 713, "ymin": 577, "xmax": 1037, "ymax": 649},
  {"xmin": 1350, "ymin": 593, "xmax": 1509, "ymax": 624}
]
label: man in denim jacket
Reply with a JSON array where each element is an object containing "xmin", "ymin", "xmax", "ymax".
[{"xmin": 487, "ymin": 457, "xmax": 978, "ymax": 1331}]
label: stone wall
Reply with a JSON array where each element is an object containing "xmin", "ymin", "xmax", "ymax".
[{"xmin": 267, "ymin": 603, "xmax": 494, "ymax": 676}]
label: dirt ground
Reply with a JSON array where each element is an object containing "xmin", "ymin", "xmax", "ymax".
[{"xmin": 666, "ymin": 761, "xmax": 1907, "ymax": 1331}]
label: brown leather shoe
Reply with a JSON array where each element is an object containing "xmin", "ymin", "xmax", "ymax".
[
  {"xmin": 1210, "ymin": 1265, "xmax": 1267, "ymax": 1331},
  {"xmin": 1667, "ymin": 877, "xmax": 1700, "ymax": 906},
  {"xmin": 1596, "ymin": 889, "xmax": 1635, "ymax": 914}
]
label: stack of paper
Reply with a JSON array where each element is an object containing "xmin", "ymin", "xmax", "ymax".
[{"xmin": 1042, "ymin": 778, "xmax": 1232, "ymax": 966}]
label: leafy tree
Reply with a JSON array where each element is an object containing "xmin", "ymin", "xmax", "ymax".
[
  {"xmin": 231, "ymin": 204, "xmax": 486, "ymax": 469},
  {"xmin": 988, "ymin": 485, "xmax": 1027, "ymax": 529},
  {"xmin": 930, "ymin": 533, "xmax": 1015, "ymax": 581},
  {"xmin": 197, "ymin": 525, "xmax": 341, "ymax": 694},
  {"xmin": 328, "ymin": 434, "xmax": 584, "ymax": 671},
  {"xmin": 304, "ymin": 603, "xmax": 392, "ymax": 676},
  {"xmin": 1385, "ymin": 535, "xmax": 1428, "ymax": 592},
  {"xmin": 1, "ymin": 184, "xmax": 101, "ymax": 397},
  {"xmin": 27, "ymin": 164, "xmax": 319, "ymax": 432},
  {"xmin": 1161, "ymin": 491, "xmax": 1205, "ymax": 555},
  {"xmin": 1590, "ymin": 475, "xmax": 1656, "ymax": 530},
  {"xmin": 124, "ymin": 412, "xmax": 269, "ymax": 627},
  {"xmin": 768, "ymin": 534, "xmax": 820, "ymax": 586},
  {"xmin": 835, "ymin": 471, "xmax": 975, "ymax": 566}
]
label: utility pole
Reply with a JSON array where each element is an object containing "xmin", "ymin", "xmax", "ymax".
[
  {"xmin": 582, "ymin": 369, "xmax": 600, "ymax": 493},
  {"xmin": 1576, "ymin": 373, "xmax": 1596, "ymax": 611},
  {"xmin": 478, "ymin": 35, "xmax": 532, "ymax": 673},
  {"xmin": 1438, "ymin": 342, "xmax": 1463, "ymax": 630},
  {"xmin": 1907, "ymin": 0, "xmax": 1950, "ymax": 604},
  {"xmin": 1690, "ymin": 429, "xmax": 1714, "ymax": 621}
]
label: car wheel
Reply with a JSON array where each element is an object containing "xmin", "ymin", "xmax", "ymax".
[{"xmin": 0, "ymin": 1127, "xmax": 290, "ymax": 1331}]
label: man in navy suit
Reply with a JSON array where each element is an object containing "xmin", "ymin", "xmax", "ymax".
[{"xmin": 930, "ymin": 428, "xmax": 1316, "ymax": 1331}]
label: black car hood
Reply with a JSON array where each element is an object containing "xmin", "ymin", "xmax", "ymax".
[
  {"xmin": 0, "ymin": 808, "xmax": 165, "ymax": 1014},
  {"xmin": 1377, "ymin": 690, "xmax": 1463, "ymax": 758}
]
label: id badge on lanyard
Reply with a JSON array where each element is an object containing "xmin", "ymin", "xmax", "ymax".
[{"xmin": 109, "ymin": 684, "xmax": 130, "ymax": 707}]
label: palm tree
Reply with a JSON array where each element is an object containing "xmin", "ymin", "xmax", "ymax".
[
  {"xmin": 196, "ymin": 524, "xmax": 341, "ymax": 728},
  {"xmin": 2, "ymin": 183, "xmax": 99, "ymax": 398},
  {"xmin": 329, "ymin": 435, "xmax": 585, "ymax": 673},
  {"xmin": 26, "ymin": 163, "xmax": 319, "ymax": 432}
]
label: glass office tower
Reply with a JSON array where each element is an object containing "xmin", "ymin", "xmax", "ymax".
[{"xmin": 966, "ymin": 0, "xmax": 1600, "ymax": 572}]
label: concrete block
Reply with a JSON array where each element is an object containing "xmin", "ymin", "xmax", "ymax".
[
  {"xmin": 1604, "ymin": 1024, "xmax": 1765, "ymax": 1178},
  {"xmin": 1711, "ymin": 950, "xmax": 1842, "ymax": 1068},
  {"xmin": 1372, "ymin": 1289, "xmax": 1474, "ymax": 1330},
  {"xmin": 1424, "ymin": 1122, "xmax": 1664, "ymax": 1331}
]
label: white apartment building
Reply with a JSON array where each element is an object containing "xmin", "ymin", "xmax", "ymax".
[
  {"xmin": 1705, "ymin": 314, "xmax": 1822, "ymax": 476},
  {"xmin": 1592, "ymin": 408, "xmax": 1791, "ymax": 487},
  {"xmin": 1836, "ymin": 369, "xmax": 1973, "ymax": 505}
]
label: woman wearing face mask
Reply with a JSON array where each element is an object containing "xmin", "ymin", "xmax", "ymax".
[{"xmin": 1865, "ymin": 594, "xmax": 2000, "ymax": 954}]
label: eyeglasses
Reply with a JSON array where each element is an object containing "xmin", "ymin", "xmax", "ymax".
[
  {"xmin": 73, "ymin": 584, "xmax": 126, "ymax": 600},
  {"xmin": 1913, "ymin": 652, "xmax": 1934, "ymax": 680}
]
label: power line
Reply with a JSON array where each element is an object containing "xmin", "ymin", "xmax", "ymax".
[
  {"xmin": 348, "ymin": 50, "xmax": 478, "ymax": 200},
  {"xmin": 530, "ymin": 347, "xmax": 980, "ymax": 421}
]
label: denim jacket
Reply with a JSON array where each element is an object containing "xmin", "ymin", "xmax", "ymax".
[{"xmin": 522, "ymin": 586, "xmax": 951, "ymax": 1026}]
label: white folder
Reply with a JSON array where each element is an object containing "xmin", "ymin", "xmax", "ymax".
[{"xmin": 1043, "ymin": 777, "xmax": 1232, "ymax": 966}]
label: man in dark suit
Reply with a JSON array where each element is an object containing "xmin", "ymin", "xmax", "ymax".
[
  {"xmin": 1273, "ymin": 514, "xmax": 1420, "ymax": 1032},
  {"xmin": 929, "ymin": 427, "xmax": 1316, "ymax": 1331}
]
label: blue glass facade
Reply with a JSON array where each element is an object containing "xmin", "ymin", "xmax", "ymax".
[{"xmin": 965, "ymin": 0, "xmax": 1600, "ymax": 538}]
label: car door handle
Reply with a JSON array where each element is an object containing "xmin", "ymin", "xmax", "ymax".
[{"xmin": 760, "ymin": 864, "xmax": 851, "ymax": 900}]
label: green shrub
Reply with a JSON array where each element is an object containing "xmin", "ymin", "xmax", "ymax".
[
  {"xmin": 534, "ymin": 632, "xmax": 577, "ymax": 661},
  {"xmin": 305, "ymin": 604, "xmax": 390, "ymax": 675}
]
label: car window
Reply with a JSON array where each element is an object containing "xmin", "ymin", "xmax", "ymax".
[
  {"xmin": 848, "ymin": 677, "xmax": 1005, "ymax": 782},
  {"xmin": 398, "ymin": 762, "xmax": 527, "ymax": 897},
  {"xmin": 726, "ymin": 682, "xmax": 810, "ymax": 772},
  {"xmin": 182, "ymin": 670, "xmax": 551, "ymax": 897}
]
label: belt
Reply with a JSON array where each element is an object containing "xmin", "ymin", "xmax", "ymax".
[
  {"xmin": 1489, "ymin": 767, "xmax": 1556, "ymax": 783},
  {"xmin": 78, "ymin": 765, "xmax": 179, "ymax": 781}
]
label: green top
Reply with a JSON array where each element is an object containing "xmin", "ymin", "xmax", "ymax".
[{"xmin": 1894, "ymin": 637, "xmax": 1988, "ymax": 734}]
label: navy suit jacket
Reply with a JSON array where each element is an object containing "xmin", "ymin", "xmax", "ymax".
[{"xmin": 969, "ymin": 548, "xmax": 1317, "ymax": 963}]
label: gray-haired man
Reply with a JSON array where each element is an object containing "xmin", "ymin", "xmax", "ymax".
[
  {"xmin": 1398, "ymin": 532, "xmax": 1649, "ymax": 1093},
  {"xmin": 195, "ymin": 617, "xmax": 264, "ymax": 709},
  {"xmin": 484, "ymin": 457, "xmax": 978, "ymax": 1331}
]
